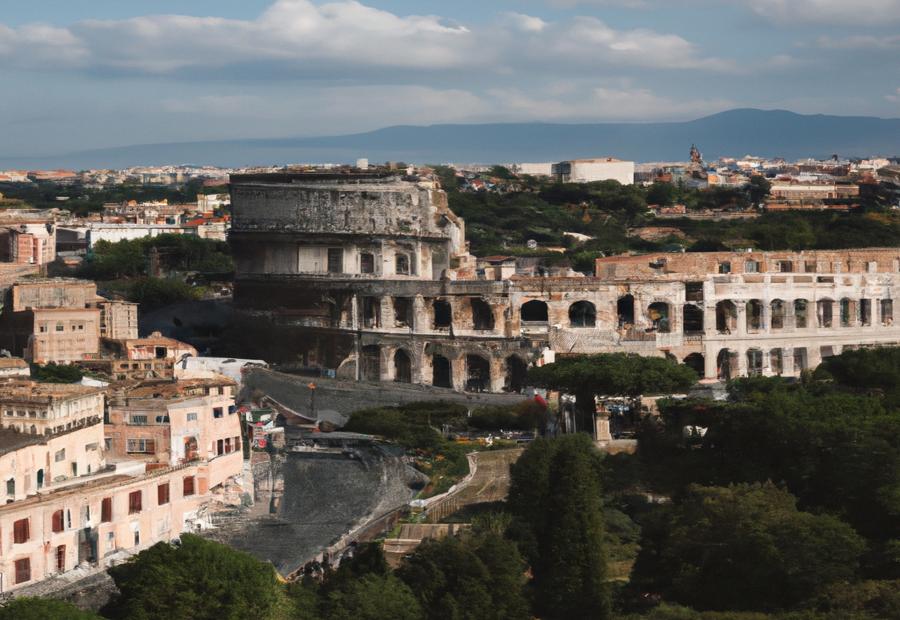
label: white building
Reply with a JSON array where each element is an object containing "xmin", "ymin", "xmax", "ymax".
[
  {"xmin": 510, "ymin": 163, "xmax": 554, "ymax": 177},
  {"xmin": 85, "ymin": 224, "xmax": 184, "ymax": 248},
  {"xmin": 552, "ymin": 158, "xmax": 635, "ymax": 185}
]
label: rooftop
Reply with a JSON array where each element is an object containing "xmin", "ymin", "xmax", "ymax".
[{"xmin": 0, "ymin": 380, "xmax": 104, "ymax": 403}]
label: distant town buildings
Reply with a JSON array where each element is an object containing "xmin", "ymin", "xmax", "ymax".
[{"xmin": 552, "ymin": 158, "xmax": 636, "ymax": 185}]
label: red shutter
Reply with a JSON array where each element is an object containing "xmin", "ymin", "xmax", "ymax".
[
  {"xmin": 101, "ymin": 497, "xmax": 112, "ymax": 522},
  {"xmin": 13, "ymin": 518, "xmax": 29, "ymax": 544},
  {"xmin": 157, "ymin": 483, "xmax": 170, "ymax": 505},
  {"xmin": 15, "ymin": 558, "xmax": 31, "ymax": 583},
  {"xmin": 183, "ymin": 476, "xmax": 195, "ymax": 496},
  {"xmin": 52, "ymin": 509, "xmax": 64, "ymax": 533},
  {"xmin": 128, "ymin": 490, "xmax": 142, "ymax": 514}
]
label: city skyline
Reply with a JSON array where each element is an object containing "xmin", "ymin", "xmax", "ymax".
[{"xmin": 1, "ymin": 0, "xmax": 899, "ymax": 157}]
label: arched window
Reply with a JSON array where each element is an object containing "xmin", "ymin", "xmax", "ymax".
[
  {"xmin": 683, "ymin": 304, "xmax": 704, "ymax": 334},
  {"xmin": 771, "ymin": 300, "xmax": 785, "ymax": 330},
  {"xmin": 432, "ymin": 354, "xmax": 452, "ymax": 388},
  {"xmin": 466, "ymin": 355, "xmax": 491, "ymax": 392},
  {"xmin": 770, "ymin": 349, "xmax": 783, "ymax": 375},
  {"xmin": 471, "ymin": 298, "xmax": 495, "ymax": 330},
  {"xmin": 746, "ymin": 300, "xmax": 763, "ymax": 331},
  {"xmin": 360, "ymin": 345, "xmax": 380, "ymax": 381},
  {"xmin": 617, "ymin": 295, "xmax": 635, "ymax": 328},
  {"xmin": 505, "ymin": 356, "xmax": 528, "ymax": 393},
  {"xmin": 716, "ymin": 301, "xmax": 737, "ymax": 333},
  {"xmin": 684, "ymin": 353, "xmax": 705, "ymax": 376},
  {"xmin": 794, "ymin": 299, "xmax": 808, "ymax": 329},
  {"xmin": 747, "ymin": 349, "xmax": 763, "ymax": 377},
  {"xmin": 568, "ymin": 301, "xmax": 596, "ymax": 328},
  {"xmin": 521, "ymin": 300, "xmax": 549, "ymax": 323},
  {"xmin": 648, "ymin": 302, "xmax": 671, "ymax": 333},
  {"xmin": 393, "ymin": 349, "xmax": 412, "ymax": 383}
]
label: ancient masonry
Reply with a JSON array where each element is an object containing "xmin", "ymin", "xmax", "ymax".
[{"xmin": 229, "ymin": 171, "xmax": 900, "ymax": 391}]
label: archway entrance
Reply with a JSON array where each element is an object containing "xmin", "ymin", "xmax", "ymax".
[
  {"xmin": 361, "ymin": 345, "xmax": 381, "ymax": 381},
  {"xmin": 684, "ymin": 353, "xmax": 705, "ymax": 376},
  {"xmin": 617, "ymin": 295, "xmax": 635, "ymax": 328},
  {"xmin": 394, "ymin": 349, "xmax": 412, "ymax": 383},
  {"xmin": 505, "ymin": 356, "xmax": 528, "ymax": 393},
  {"xmin": 466, "ymin": 355, "xmax": 490, "ymax": 392},
  {"xmin": 432, "ymin": 355, "xmax": 452, "ymax": 388}
]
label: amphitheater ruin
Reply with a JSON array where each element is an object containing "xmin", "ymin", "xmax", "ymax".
[{"xmin": 230, "ymin": 171, "xmax": 900, "ymax": 391}]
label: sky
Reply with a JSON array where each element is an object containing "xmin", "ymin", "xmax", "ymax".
[{"xmin": 1, "ymin": 0, "xmax": 899, "ymax": 157}]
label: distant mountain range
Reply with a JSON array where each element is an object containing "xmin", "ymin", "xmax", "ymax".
[{"xmin": 3, "ymin": 109, "xmax": 899, "ymax": 170}]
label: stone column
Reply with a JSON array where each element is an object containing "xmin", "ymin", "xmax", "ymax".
[
  {"xmin": 489, "ymin": 356, "xmax": 505, "ymax": 393},
  {"xmin": 704, "ymin": 347, "xmax": 718, "ymax": 381},
  {"xmin": 380, "ymin": 347, "xmax": 393, "ymax": 382},
  {"xmin": 350, "ymin": 295, "xmax": 359, "ymax": 330},
  {"xmin": 413, "ymin": 296, "xmax": 428, "ymax": 333},
  {"xmin": 380, "ymin": 298, "xmax": 392, "ymax": 329},
  {"xmin": 451, "ymin": 356, "xmax": 467, "ymax": 392},
  {"xmin": 783, "ymin": 347, "xmax": 795, "ymax": 376},
  {"xmin": 736, "ymin": 347, "xmax": 749, "ymax": 377}
]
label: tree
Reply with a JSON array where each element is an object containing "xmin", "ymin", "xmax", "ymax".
[
  {"xmin": 631, "ymin": 483, "xmax": 865, "ymax": 612},
  {"xmin": 323, "ymin": 573, "xmax": 423, "ymax": 620},
  {"xmin": 397, "ymin": 528, "xmax": 529, "ymax": 620},
  {"xmin": 528, "ymin": 353, "xmax": 697, "ymax": 430},
  {"xmin": 102, "ymin": 534, "xmax": 283, "ymax": 620},
  {"xmin": 31, "ymin": 362, "xmax": 84, "ymax": 383},
  {"xmin": 747, "ymin": 175, "xmax": 772, "ymax": 206},
  {"xmin": 647, "ymin": 182, "xmax": 676, "ymax": 206},
  {"xmin": 0, "ymin": 598, "xmax": 100, "ymax": 620},
  {"xmin": 534, "ymin": 438, "xmax": 610, "ymax": 619}
]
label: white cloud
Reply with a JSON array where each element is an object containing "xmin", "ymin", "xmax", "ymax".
[
  {"xmin": 749, "ymin": 0, "xmax": 900, "ymax": 25},
  {"xmin": 887, "ymin": 88, "xmax": 900, "ymax": 103},
  {"xmin": 0, "ymin": 1, "xmax": 729, "ymax": 75}
]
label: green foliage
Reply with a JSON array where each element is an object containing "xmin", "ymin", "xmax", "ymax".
[
  {"xmin": 0, "ymin": 598, "xmax": 100, "ymax": 620},
  {"xmin": 815, "ymin": 346, "xmax": 900, "ymax": 408},
  {"xmin": 102, "ymin": 534, "xmax": 283, "ymax": 620},
  {"xmin": 507, "ymin": 434, "xmax": 609, "ymax": 618},
  {"xmin": 82, "ymin": 233, "xmax": 233, "ymax": 280},
  {"xmin": 528, "ymin": 353, "xmax": 696, "ymax": 429},
  {"xmin": 31, "ymin": 362, "xmax": 84, "ymax": 383},
  {"xmin": 322, "ymin": 573, "xmax": 422, "ymax": 620},
  {"xmin": 748, "ymin": 175, "xmax": 773, "ymax": 205},
  {"xmin": 127, "ymin": 277, "xmax": 201, "ymax": 308},
  {"xmin": 397, "ymin": 529, "xmax": 530, "ymax": 620},
  {"xmin": 468, "ymin": 400, "xmax": 547, "ymax": 431},
  {"xmin": 631, "ymin": 483, "xmax": 865, "ymax": 612}
]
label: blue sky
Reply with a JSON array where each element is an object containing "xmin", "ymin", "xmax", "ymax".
[{"xmin": 1, "ymin": 0, "xmax": 898, "ymax": 157}]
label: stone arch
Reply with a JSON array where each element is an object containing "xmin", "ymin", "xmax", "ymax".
[
  {"xmin": 393, "ymin": 349, "xmax": 412, "ymax": 383},
  {"xmin": 617, "ymin": 294, "xmax": 635, "ymax": 327},
  {"xmin": 817, "ymin": 298, "xmax": 834, "ymax": 328},
  {"xmin": 471, "ymin": 298, "xmax": 495, "ymax": 330},
  {"xmin": 794, "ymin": 299, "xmax": 809, "ymax": 328},
  {"xmin": 465, "ymin": 355, "xmax": 491, "ymax": 393},
  {"xmin": 432, "ymin": 354, "xmax": 452, "ymax": 388},
  {"xmin": 747, "ymin": 348, "xmax": 764, "ymax": 377},
  {"xmin": 717, "ymin": 348, "xmax": 738, "ymax": 381},
  {"xmin": 716, "ymin": 300, "xmax": 738, "ymax": 333},
  {"xmin": 840, "ymin": 297, "xmax": 856, "ymax": 327},
  {"xmin": 395, "ymin": 253, "xmax": 410, "ymax": 275},
  {"xmin": 771, "ymin": 299, "xmax": 785, "ymax": 330},
  {"xmin": 568, "ymin": 301, "xmax": 596, "ymax": 328},
  {"xmin": 521, "ymin": 300, "xmax": 549, "ymax": 323},
  {"xmin": 647, "ymin": 302, "xmax": 671, "ymax": 333},
  {"xmin": 746, "ymin": 300, "xmax": 763, "ymax": 331},
  {"xmin": 505, "ymin": 356, "xmax": 528, "ymax": 393},
  {"xmin": 684, "ymin": 352, "xmax": 705, "ymax": 376},
  {"xmin": 360, "ymin": 345, "xmax": 381, "ymax": 381},
  {"xmin": 683, "ymin": 304, "xmax": 704, "ymax": 334}
]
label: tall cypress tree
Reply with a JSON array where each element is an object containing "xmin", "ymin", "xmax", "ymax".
[{"xmin": 534, "ymin": 442, "xmax": 609, "ymax": 619}]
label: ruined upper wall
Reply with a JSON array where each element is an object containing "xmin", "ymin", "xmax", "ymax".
[
  {"xmin": 596, "ymin": 248, "xmax": 900, "ymax": 280},
  {"xmin": 230, "ymin": 173, "xmax": 458, "ymax": 241},
  {"xmin": 10, "ymin": 279, "xmax": 97, "ymax": 312}
]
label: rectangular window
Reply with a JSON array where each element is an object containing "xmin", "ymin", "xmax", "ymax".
[
  {"xmin": 13, "ymin": 518, "xmax": 30, "ymax": 544},
  {"xmin": 158, "ymin": 483, "xmax": 170, "ymax": 505},
  {"xmin": 804, "ymin": 260, "xmax": 817, "ymax": 273},
  {"xmin": 15, "ymin": 558, "xmax": 31, "ymax": 584},
  {"xmin": 327, "ymin": 247, "xmax": 343, "ymax": 274},
  {"xmin": 56, "ymin": 544, "xmax": 66, "ymax": 572},
  {"xmin": 101, "ymin": 497, "xmax": 112, "ymax": 522},
  {"xmin": 129, "ymin": 415, "xmax": 148, "ymax": 425},
  {"xmin": 155, "ymin": 415, "xmax": 170, "ymax": 424},
  {"xmin": 360, "ymin": 252, "xmax": 375, "ymax": 274},
  {"xmin": 213, "ymin": 407, "xmax": 224, "ymax": 419},
  {"xmin": 55, "ymin": 449, "xmax": 66, "ymax": 462},
  {"xmin": 217, "ymin": 439, "xmax": 224, "ymax": 455},
  {"xmin": 778, "ymin": 260, "xmax": 793, "ymax": 273},
  {"xmin": 744, "ymin": 260, "xmax": 760, "ymax": 273},
  {"xmin": 183, "ymin": 476, "xmax": 195, "ymax": 497},
  {"xmin": 5, "ymin": 478, "xmax": 14, "ymax": 496},
  {"xmin": 187, "ymin": 412, "xmax": 198, "ymax": 422},
  {"xmin": 126, "ymin": 439, "xmax": 156, "ymax": 454},
  {"xmin": 128, "ymin": 490, "xmax": 142, "ymax": 514},
  {"xmin": 718, "ymin": 262, "xmax": 731, "ymax": 274},
  {"xmin": 52, "ymin": 509, "xmax": 64, "ymax": 533}
]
